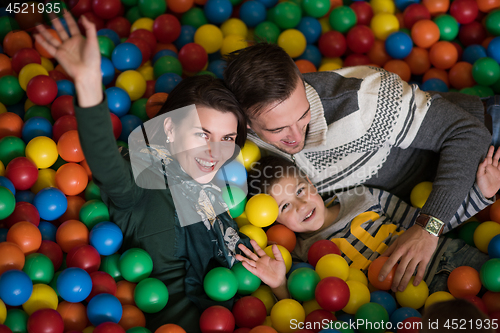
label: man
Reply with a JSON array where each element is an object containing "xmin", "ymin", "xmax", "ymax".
[{"xmin": 224, "ymin": 43, "xmax": 493, "ymax": 292}]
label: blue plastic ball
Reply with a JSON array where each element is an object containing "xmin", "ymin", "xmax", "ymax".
[
  {"xmin": 22, "ymin": 116, "xmax": 53, "ymax": 143},
  {"xmin": 390, "ymin": 307, "xmax": 421, "ymax": 329},
  {"xmin": 51, "ymin": 17, "xmax": 70, "ymax": 35},
  {"xmin": 0, "ymin": 270, "xmax": 33, "ymax": 306},
  {"xmin": 89, "ymin": 221, "xmax": 124, "ymax": 256},
  {"xmin": 0, "ymin": 176, "xmax": 16, "ymax": 196},
  {"xmin": 173, "ymin": 25, "xmax": 196, "ymax": 50},
  {"xmin": 207, "ymin": 59, "xmax": 227, "ymax": 79},
  {"xmin": 287, "ymin": 262, "xmax": 314, "ymax": 277},
  {"xmin": 370, "ymin": 290, "xmax": 397, "ymax": 316},
  {"xmin": 57, "ymin": 267, "xmax": 92, "ymax": 303},
  {"xmin": 118, "ymin": 114, "xmax": 143, "ymax": 143},
  {"xmin": 208, "ymin": 51, "xmax": 223, "ymax": 63},
  {"xmin": 240, "ymin": 1, "xmax": 267, "ymax": 27},
  {"xmin": 6, "ymin": 99, "xmax": 26, "ymax": 119},
  {"xmin": 111, "ymin": 43, "xmax": 143, "ymax": 71},
  {"xmin": 214, "ymin": 159, "xmax": 247, "ymax": 188},
  {"xmin": 204, "ymin": 0, "xmax": 233, "ymax": 24},
  {"xmin": 106, "ymin": 87, "xmax": 132, "ymax": 117},
  {"xmin": 87, "ymin": 293, "xmax": 123, "ymax": 326},
  {"xmin": 56, "ymin": 80, "xmax": 76, "ymax": 97},
  {"xmin": 334, "ymin": 313, "xmax": 356, "ymax": 331},
  {"xmin": 421, "ymin": 78, "xmax": 448, "ymax": 92},
  {"xmin": 101, "ymin": 57, "xmax": 115, "ymax": 86},
  {"xmin": 385, "ymin": 32, "xmax": 413, "ymax": 59},
  {"xmin": 297, "ymin": 44, "xmax": 322, "ymax": 68},
  {"xmin": 0, "ymin": 228, "xmax": 7, "ymax": 242},
  {"xmin": 488, "ymin": 234, "xmax": 500, "ymax": 259},
  {"xmin": 33, "ymin": 187, "xmax": 68, "ymax": 221},
  {"xmin": 394, "ymin": 0, "xmax": 419, "ymax": 11},
  {"xmin": 97, "ymin": 29, "xmax": 121, "ymax": 48},
  {"xmin": 462, "ymin": 45, "xmax": 487, "ymax": 64},
  {"xmin": 297, "ymin": 17, "xmax": 322, "ymax": 44},
  {"xmin": 15, "ymin": 190, "xmax": 35, "ymax": 204},
  {"xmin": 153, "ymin": 49, "xmax": 178, "ymax": 64},
  {"xmin": 256, "ymin": 0, "xmax": 278, "ymax": 9},
  {"xmin": 487, "ymin": 37, "xmax": 500, "ymax": 64},
  {"xmin": 155, "ymin": 73, "xmax": 182, "ymax": 94},
  {"xmin": 38, "ymin": 221, "xmax": 57, "ymax": 242}
]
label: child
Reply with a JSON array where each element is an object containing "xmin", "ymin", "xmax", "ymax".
[{"xmin": 236, "ymin": 146, "xmax": 500, "ymax": 299}]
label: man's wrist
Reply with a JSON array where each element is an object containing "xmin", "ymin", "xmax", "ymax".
[{"xmin": 415, "ymin": 214, "xmax": 445, "ymax": 237}]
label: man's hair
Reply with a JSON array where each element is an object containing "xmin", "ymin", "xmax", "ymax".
[{"xmin": 224, "ymin": 43, "xmax": 303, "ymax": 120}]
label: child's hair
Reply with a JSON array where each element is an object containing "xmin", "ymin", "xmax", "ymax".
[{"xmin": 421, "ymin": 299, "xmax": 495, "ymax": 333}]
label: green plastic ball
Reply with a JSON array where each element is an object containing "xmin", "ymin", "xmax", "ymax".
[
  {"xmin": 4, "ymin": 309, "xmax": 29, "ymax": 333},
  {"xmin": 0, "ymin": 186, "xmax": 15, "ymax": 220},
  {"xmin": 84, "ymin": 180, "xmax": 101, "ymax": 201},
  {"xmin": 459, "ymin": 86, "xmax": 481, "ymax": 96},
  {"xmin": 231, "ymin": 261, "xmax": 261, "ymax": 295},
  {"xmin": 119, "ymin": 248, "xmax": 154, "ymax": 283},
  {"xmin": 458, "ymin": 221, "xmax": 480, "ymax": 246},
  {"xmin": 127, "ymin": 328, "xmax": 152, "ymax": 333},
  {"xmin": 23, "ymin": 253, "xmax": 55, "ymax": 284},
  {"xmin": 222, "ymin": 186, "xmax": 247, "ymax": 218},
  {"xmin": 0, "ymin": 136, "xmax": 26, "ymax": 166},
  {"xmin": 485, "ymin": 10, "xmax": 500, "ymax": 36},
  {"xmin": 122, "ymin": 0, "xmax": 138, "ymax": 7},
  {"xmin": 327, "ymin": 320, "xmax": 355, "ymax": 333},
  {"xmin": 433, "ymin": 14, "xmax": 459, "ymax": 41},
  {"xmin": 203, "ymin": 267, "xmax": 238, "ymax": 301},
  {"xmin": 302, "ymin": 0, "xmax": 330, "ymax": 18},
  {"xmin": 79, "ymin": 199, "xmax": 110, "ymax": 230},
  {"xmin": 0, "ymin": 75, "xmax": 25, "ymax": 106},
  {"xmin": 254, "ymin": 21, "xmax": 281, "ymax": 43},
  {"xmin": 274, "ymin": 2, "xmax": 302, "ymax": 29},
  {"xmin": 480, "ymin": 258, "xmax": 500, "ymax": 292},
  {"xmin": 154, "ymin": 56, "xmax": 183, "ymax": 78},
  {"xmin": 329, "ymin": 6, "xmax": 356, "ymax": 34},
  {"xmin": 50, "ymin": 155, "xmax": 67, "ymax": 171},
  {"xmin": 134, "ymin": 277, "xmax": 169, "ymax": 313},
  {"xmin": 49, "ymin": 271, "xmax": 62, "ymax": 299},
  {"xmin": 181, "ymin": 8, "xmax": 208, "ymax": 29},
  {"xmin": 117, "ymin": 141, "xmax": 129, "ymax": 149},
  {"xmin": 472, "ymin": 57, "xmax": 500, "ymax": 86},
  {"xmin": 0, "ymin": 16, "xmax": 20, "ymax": 41},
  {"xmin": 24, "ymin": 106, "xmax": 53, "ymax": 124},
  {"xmin": 98, "ymin": 36, "xmax": 115, "ymax": 59},
  {"xmin": 229, "ymin": 0, "xmax": 243, "ymax": 5},
  {"xmin": 126, "ymin": 6, "xmax": 143, "ymax": 24},
  {"xmin": 196, "ymin": 70, "xmax": 217, "ymax": 78},
  {"xmin": 130, "ymin": 98, "xmax": 149, "ymax": 122},
  {"xmin": 354, "ymin": 302, "xmax": 389, "ymax": 333},
  {"xmin": 100, "ymin": 253, "xmax": 123, "ymax": 282},
  {"xmin": 475, "ymin": 85, "xmax": 495, "ymax": 98},
  {"xmin": 287, "ymin": 267, "xmax": 320, "ymax": 302},
  {"xmin": 138, "ymin": 0, "xmax": 166, "ymax": 19}
]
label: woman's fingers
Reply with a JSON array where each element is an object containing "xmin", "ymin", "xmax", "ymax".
[
  {"xmin": 36, "ymin": 23, "xmax": 61, "ymax": 49},
  {"xmin": 33, "ymin": 33, "xmax": 57, "ymax": 58},
  {"xmin": 493, "ymin": 146, "xmax": 500, "ymax": 168},
  {"xmin": 63, "ymin": 10, "xmax": 81, "ymax": 37},
  {"xmin": 80, "ymin": 14, "xmax": 98, "ymax": 46},
  {"xmin": 51, "ymin": 15, "xmax": 69, "ymax": 41}
]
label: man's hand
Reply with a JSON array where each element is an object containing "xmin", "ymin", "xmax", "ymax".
[
  {"xmin": 476, "ymin": 145, "xmax": 500, "ymax": 199},
  {"xmin": 378, "ymin": 225, "xmax": 438, "ymax": 292}
]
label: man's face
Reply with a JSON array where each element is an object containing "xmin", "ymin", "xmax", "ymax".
[{"xmin": 248, "ymin": 80, "xmax": 311, "ymax": 155}]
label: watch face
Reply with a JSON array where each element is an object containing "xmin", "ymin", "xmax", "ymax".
[{"xmin": 427, "ymin": 218, "xmax": 444, "ymax": 234}]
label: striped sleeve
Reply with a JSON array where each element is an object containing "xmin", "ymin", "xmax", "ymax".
[{"xmin": 370, "ymin": 188, "xmax": 419, "ymax": 230}]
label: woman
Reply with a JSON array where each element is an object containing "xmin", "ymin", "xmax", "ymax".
[{"xmin": 35, "ymin": 11, "xmax": 251, "ymax": 331}]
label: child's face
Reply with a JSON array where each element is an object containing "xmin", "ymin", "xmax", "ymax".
[{"xmin": 269, "ymin": 176, "xmax": 326, "ymax": 233}]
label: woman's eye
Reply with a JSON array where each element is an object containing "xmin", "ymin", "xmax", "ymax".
[
  {"xmin": 223, "ymin": 136, "xmax": 235, "ymax": 141},
  {"xmin": 196, "ymin": 133, "xmax": 209, "ymax": 139},
  {"xmin": 281, "ymin": 203, "xmax": 289, "ymax": 212}
]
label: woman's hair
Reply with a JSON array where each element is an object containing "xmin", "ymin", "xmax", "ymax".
[
  {"xmin": 153, "ymin": 75, "xmax": 247, "ymax": 148},
  {"xmin": 223, "ymin": 43, "xmax": 303, "ymax": 120}
]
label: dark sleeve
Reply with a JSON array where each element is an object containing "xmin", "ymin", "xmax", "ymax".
[
  {"xmin": 74, "ymin": 95, "xmax": 145, "ymax": 208},
  {"xmin": 409, "ymin": 93, "xmax": 491, "ymax": 222}
]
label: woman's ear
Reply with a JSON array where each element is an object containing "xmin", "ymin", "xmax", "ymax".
[{"xmin": 163, "ymin": 117, "xmax": 175, "ymax": 143}]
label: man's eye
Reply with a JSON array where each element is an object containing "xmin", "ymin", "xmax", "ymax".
[
  {"xmin": 271, "ymin": 129, "xmax": 283, "ymax": 133},
  {"xmin": 281, "ymin": 203, "xmax": 289, "ymax": 212}
]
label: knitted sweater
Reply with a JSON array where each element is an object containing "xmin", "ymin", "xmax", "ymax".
[{"xmin": 247, "ymin": 66, "xmax": 491, "ymax": 223}]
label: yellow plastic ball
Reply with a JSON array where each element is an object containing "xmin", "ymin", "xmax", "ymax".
[
  {"xmin": 347, "ymin": 267, "xmax": 368, "ymax": 286},
  {"xmin": 25, "ymin": 136, "xmax": 58, "ymax": 169},
  {"xmin": 370, "ymin": 0, "xmax": 396, "ymax": 14},
  {"xmin": 247, "ymin": 28, "xmax": 255, "ymax": 42},
  {"xmin": 40, "ymin": 57, "xmax": 55, "ymax": 71},
  {"xmin": 239, "ymin": 224, "xmax": 268, "ymax": 250},
  {"xmin": 245, "ymin": 193, "xmax": 279, "ymax": 228},
  {"xmin": 138, "ymin": 65, "xmax": 154, "ymax": 81},
  {"xmin": 235, "ymin": 211, "xmax": 251, "ymax": 228},
  {"xmin": 264, "ymin": 244, "xmax": 292, "ymax": 273},
  {"xmin": 0, "ymin": 299, "xmax": 6, "ymax": 324},
  {"xmin": 263, "ymin": 316, "xmax": 273, "ymax": 327},
  {"xmin": 131, "ymin": 18, "xmax": 154, "ymax": 32},
  {"xmin": 252, "ymin": 285, "xmax": 276, "ymax": 315},
  {"xmin": 319, "ymin": 63, "xmax": 342, "ymax": 71},
  {"xmin": 22, "ymin": 284, "xmax": 58, "ymax": 315},
  {"xmin": 302, "ymin": 299, "xmax": 323, "ymax": 316},
  {"xmin": 115, "ymin": 70, "xmax": 147, "ymax": 101},
  {"xmin": 315, "ymin": 254, "xmax": 349, "ymax": 280},
  {"xmin": 24, "ymin": 98, "xmax": 36, "ymax": 111},
  {"xmin": 220, "ymin": 34, "xmax": 248, "ymax": 56},
  {"xmin": 31, "ymin": 168, "xmax": 57, "ymax": 194},
  {"xmin": 395, "ymin": 277, "xmax": 429, "ymax": 309},
  {"xmin": 342, "ymin": 280, "xmax": 371, "ymax": 314},
  {"xmin": 410, "ymin": 181, "xmax": 433, "ymax": 208},
  {"xmin": 0, "ymin": 102, "xmax": 6, "ymax": 114},
  {"xmin": 18, "ymin": 63, "xmax": 49, "ymax": 90},
  {"xmin": 221, "ymin": 18, "xmax": 248, "ymax": 38},
  {"xmin": 83, "ymin": 327, "xmax": 95, "ymax": 333},
  {"xmin": 319, "ymin": 17, "xmax": 331, "ymax": 33},
  {"xmin": 370, "ymin": 13, "xmax": 400, "ymax": 41},
  {"xmin": 321, "ymin": 57, "xmax": 343, "ymax": 67},
  {"xmin": 241, "ymin": 140, "xmax": 261, "ymax": 171},
  {"xmin": 195, "ymin": 24, "xmax": 224, "ymax": 54},
  {"xmin": 424, "ymin": 291, "xmax": 454, "ymax": 310},
  {"xmin": 474, "ymin": 221, "xmax": 500, "ymax": 253},
  {"xmin": 278, "ymin": 29, "xmax": 306, "ymax": 58},
  {"xmin": 0, "ymin": 160, "xmax": 5, "ymax": 177},
  {"xmin": 270, "ymin": 299, "xmax": 305, "ymax": 333}
]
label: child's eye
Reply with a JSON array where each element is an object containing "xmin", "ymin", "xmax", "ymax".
[
  {"xmin": 281, "ymin": 203, "xmax": 289, "ymax": 212},
  {"xmin": 297, "ymin": 187, "xmax": 304, "ymax": 196}
]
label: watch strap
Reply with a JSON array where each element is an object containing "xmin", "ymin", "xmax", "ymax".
[{"xmin": 416, "ymin": 214, "xmax": 444, "ymax": 236}]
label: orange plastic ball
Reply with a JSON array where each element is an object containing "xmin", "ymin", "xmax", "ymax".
[
  {"xmin": 15, "ymin": 3, "xmax": 44, "ymax": 31},
  {"xmin": 155, "ymin": 324, "xmax": 187, "ymax": 333},
  {"xmin": 35, "ymin": 29, "xmax": 62, "ymax": 59},
  {"xmin": 422, "ymin": 0, "xmax": 450, "ymax": 16},
  {"xmin": 423, "ymin": 68, "xmax": 449, "ymax": 86},
  {"xmin": 266, "ymin": 224, "xmax": 297, "ymax": 253},
  {"xmin": 0, "ymin": 241, "xmax": 26, "ymax": 275},
  {"xmin": 168, "ymin": 0, "xmax": 194, "ymax": 13},
  {"xmin": 448, "ymin": 62, "xmax": 475, "ymax": 90},
  {"xmin": 57, "ymin": 130, "xmax": 85, "ymax": 162},
  {"xmin": 118, "ymin": 305, "xmax": 146, "ymax": 330},
  {"xmin": 429, "ymin": 41, "xmax": 458, "ymax": 69},
  {"xmin": 384, "ymin": 59, "xmax": 411, "ymax": 82},
  {"xmin": 56, "ymin": 219, "xmax": 89, "ymax": 253},
  {"xmin": 6, "ymin": 220, "xmax": 42, "ymax": 254},
  {"xmin": 0, "ymin": 54, "xmax": 12, "ymax": 77},
  {"xmin": 154, "ymin": 43, "xmax": 178, "ymax": 55},
  {"xmin": 477, "ymin": 0, "xmax": 500, "ymax": 13},
  {"xmin": 367, "ymin": 256, "xmax": 398, "ymax": 291},
  {"xmin": 367, "ymin": 40, "xmax": 391, "ymax": 67},
  {"xmin": 55, "ymin": 163, "xmax": 89, "ymax": 196},
  {"xmin": 404, "ymin": 47, "xmax": 430, "ymax": 75},
  {"xmin": 146, "ymin": 92, "xmax": 168, "ymax": 119},
  {"xmin": 0, "ymin": 112, "xmax": 23, "ymax": 139},
  {"xmin": 249, "ymin": 326, "xmax": 278, "ymax": 333},
  {"xmin": 489, "ymin": 199, "xmax": 500, "ymax": 223},
  {"xmin": 482, "ymin": 36, "xmax": 495, "ymax": 49},
  {"xmin": 3, "ymin": 31, "xmax": 33, "ymax": 57},
  {"xmin": 116, "ymin": 280, "xmax": 137, "ymax": 305},
  {"xmin": 56, "ymin": 195, "xmax": 86, "ymax": 226},
  {"xmin": 57, "ymin": 301, "xmax": 88, "ymax": 332},
  {"xmin": 295, "ymin": 59, "xmax": 317, "ymax": 73},
  {"xmin": 447, "ymin": 266, "xmax": 482, "ymax": 298},
  {"xmin": 411, "ymin": 20, "xmax": 440, "ymax": 49}
]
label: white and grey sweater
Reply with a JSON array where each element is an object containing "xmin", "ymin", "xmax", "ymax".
[{"xmin": 248, "ymin": 66, "xmax": 492, "ymax": 223}]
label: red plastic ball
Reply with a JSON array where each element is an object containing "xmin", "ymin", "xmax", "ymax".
[
  {"xmin": 27, "ymin": 309, "xmax": 64, "ymax": 333},
  {"xmin": 92, "ymin": 0, "xmax": 122, "ymax": 19},
  {"xmin": 125, "ymin": 37, "xmax": 151, "ymax": 65},
  {"xmin": 67, "ymin": 0, "xmax": 92, "ymax": 17},
  {"xmin": 51, "ymin": 95, "xmax": 75, "ymax": 121},
  {"xmin": 106, "ymin": 17, "xmax": 131, "ymax": 38},
  {"xmin": 11, "ymin": 48, "xmax": 41, "ymax": 74},
  {"xmin": 318, "ymin": 31, "xmax": 347, "ymax": 58},
  {"xmin": 315, "ymin": 277, "xmax": 350, "ymax": 312},
  {"xmin": 86, "ymin": 271, "xmax": 118, "ymax": 302},
  {"xmin": 305, "ymin": 309, "xmax": 336, "ymax": 333},
  {"xmin": 5, "ymin": 157, "xmax": 38, "ymax": 191},
  {"xmin": 344, "ymin": 54, "xmax": 371, "ymax": 67},
  {"xmin": 403, "ymin": 4, "xmax": 431, "ymax": 29},
  {"xmin": 350, "ymin": 1, "xmax": 373, "ymax": 26},
  {"xmin": 93, "ymin": 322, "xmax": 126, "ymax": 333},
  {"xmin": 482, "ymin": 291, "xmax": 500, "ymax": 314},
  {"xmin": 200, "ymin": 306, "xmax": 235, "ymax": 333},
  {"xmin": 458, "ymin": 21, "xmax": 487, "ymax": 46},
  {"xmin": 398, "ymin": 317, "xmax": 422, "ymax": 333},
  {"xmin": 52, "ymin": 115, "xmax": 78, "ymax": 142},
  {"xmin": 0, "ymin": 325, "xmax": 12, "ymax": 333},
  {"xmin": 450, "ymin": 0, "xmax": 479, "ymax": 24},
  {"xmin": 232, "ymin": 296, "xmax": 267, "ymax": 329},
  {"xmin": 462, "ymin": 295, "xmax": 488, "ymax": 314},
  {"xmin": 37, "ymin": 240, "xmax": 64, "ymax": 271},
  {"xmin": 26, "ymin": 75, "xmax": 58, "ymax": 106},
  {"xmin": 129, "ymin": 29, "xmax": 157, "ymax": 54},
  {"xmin": 4, "ymin": 201, "xmax": 40, "ymax": 228},
  {"xmin": 153, "ymin": 14, "xmax": 182, "ymax": 44},
  {"xmin": 110, "ymin": 112, "xmax": 122, "ymax": 139},
  {"xmin": 307, "ymin": 239, "xmax": 341, "ymax": 267},
  {"xmin": 49, "ymin": 69, "xmax": 70, "ymax": 82},
  {"xmin": 66, "ymin": 244, "xmax": 101, "ymax": 274},
  {"xmin": 178, "ymin": 43, "xmax": 208, "ymax": 73},
  {"xmin": 346, "ymin": 25, "xmax": 374, "ymax": 54},
  {"xmin": 143, "ymin": 80, "xmax": 157, "ymax": 99}
]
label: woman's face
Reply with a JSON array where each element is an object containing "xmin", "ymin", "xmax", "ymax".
[{"xmin": 165, "ymin": 106, "xmax": 238, "ymax": 184}]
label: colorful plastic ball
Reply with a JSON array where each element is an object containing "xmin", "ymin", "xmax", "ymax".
[
  {"xmin": 33, "ymin": 187, "xmax": 67, "ymax": 221},
  {"xmin": 25, "ymin": 136, "xmax": 58, "ymax": 169},
  {"xmin": 342, "ymin": 280, "xmax": 370, "ymax": 315},
  {"xmin": 232, "ymin": 296, "xmax": 266, "ymax": 328},
  {"xmin": 329, "ymin": 6, "xmax": 356, "ymax": 34},
  {"xmin": 307, "ymin": 240, "xmax": 341, "ymax": 268},
  {"xmin": 302, "ymin": 0, "xmax": 330, "ymax": 18},
  {"xmin": 119, "ymin": 248, "xmax": 153, "ymax": 283},
  {"xmin": 100, "ymin": 253, "xmax": 123, "ymax": 282},
  {"xmin": 485, "ymin": 9, "xmax": 500, "ymax": 36},
  {"xmin": 273, "ymin": 2, "xmax": 302, "ymax": 29},
  {"xmin": 111, "ymin": 43, "xmax": 142, "ymax": 71},
  {"xmin": 488, "ymin": 234, "xmax": 500, "ymax": 259},
  {"xmin": 22, "ymin": 283, "xmax": 58, "ymax": 315},
  {"xmin": 56, "ymin": 130, "xmax": 83, "ymax": 163},
  {"xmin": 480, "ymin": 259, "xmax": 500, "ymax": 292},
  {"xmin": 155, "ymin": 73, "xmax": 182, "ymax": 94},
  {"xmin": 21, "ymin": 116, "xmax": 52, "ymax": 144},
  {"xmin": 87, "ymin": 293, "xmax": 122, "ymax": 326},
  {"xmin": 136, "ymin": 0, "xmax": 166, "ymax": 18},
  {"xmin": 296, "ymin": 17, "xmax": 322, "ymax": 45},
  {"xmin": 5, "ymin": 157, "xmax": 37, "ymax": 191},
  {"xmin": 0, "ymin": 189, "xmax": 15, "ymax": 224},
  {"xmin": 174, "ymin": 25, "xmax": 196, "ymax": 50},
  {"xmin": 270, "ymin": 299, "xmax": 305, "ymax": 333},
  {"xmin": 433, "ymin": 14, "xmax": 459, "ymax": 42},
  {"xmin": 0, "ymin": 76, "xmax": 24, "ymax": 106},
  {"xmin": 200, "ymin": 306, "xmax": 235, "ymax": 333},
  {"xmin": 7, "ymin": 220, "xmax": 42, "ymax": 255},
  {"xmin": 55, "ymin": 301, "xmax": 88, "ymax": 332},
  {"xmin": 487, "ymin": 37, "xmax": 500, "ymax": 65},
  {"xmin": 99, "ymin": 35, "xmax": 116, "ymax": 59},
  {"xmin": 447, "ymin": 265, "xmax": 482, "ymax": 298},
  {"xmin": 264, "ymin": 245, "xmax": 292, "ymax": 273},
  {"xmin": 23, "ymin": 252, "xmax": 54, "ymax": 284},
  {"xmin": 26, "ymin": 75, "xmax": 58, "ymax": 106},
  {"xmin": 254, "ymin": 21, "xmax": 281, "ymax": 44},
  {"xmin": 266, "ymin": 224, "xmax": 296, "ymax": 253},
  {"xmin": 89, "ymin": 221, "xmax": 123, "ymax": 256},
  {"xmin": 118, "ymin": 114, "xmax": 142, "ymax": 142},
  {"xmin": 115, "ymin": 70, "xmax": 146, "ymax": 101},
  {"xmin": 288, "ymin": 268, "xmax": 320, "ymax": 302},
  {"xmin": 153, "ymin": 15, "xmax": 181, "ymax": 44},
  {"xmin": 195, "ymin": 26, "xmax": 223, "ymax": 55},
  {"xmin": 245, "ymin": 194, "xmax": 279, "ymax": 227},
  {"xmin": 55, "ymin": 162, "xmax": 88, "ymax": 196},
  {"xmin": 66, "ymin": 244, "xmax": 101, "ymax": 274},
  {"xmin": 182, "ymin": 7, "xmax": 209, "ymax": 28},
  {"xmin": 204, "ymin": 0, "xmax": 233, "ymax": 24},
  {"xmin": 450, "ymin": 0, "xmax": 478, "ymax": 24},
  {"xmin": 27, "ymin": 307, "xmax": 64, "ymax": 333},
  {"xmin": 0, "ymin": 176, "xmax": 15, "ymax": 196},
  {"xmin": 474, "ymin": 221, "xmax": 500, "ymax": 253},
  {"xmin": 231, "ymin": 261, "xmax": 261, "ymax": 295},
  {"xmin": 56, "ymin": 79, "xmax": 76, "ymax": 98},
  {"xmin": 410, "ymin": 181, "xmax": 432, "ymax": 208},
  {"xmin": 429, "ymin": 41, "xmax": 458, "ymax": 70},
  {"xmin": 37, "ymin": 240, "xmax": 63, "ymax": 272},
  {"xmin": 278, "ymin": 29, "xmax": 306, "ymax": 58},
  {"xmin": 355, "ymin": 302, "xmax": 389, "ymax": 333},
  {"xmin": 472, "ymin": 57, "xmax": 500, "ymax": 86},
  {"xmin": 318, "ymin": 31, "xmax": 346, "ymax": 58},
  {"xmin": 105, "ymin": 87, "xmax": 132, "ymax": 117},
  {"xmin": 18, "ymin": 63, "xmax": 48, "ymax": 91},
  {"xmin": 385, "ymin": 32, "xmax": 413, "ymax": 59},
  {"xmin": 368, "ymin": 256, "xmax": 398, "ymax": 291},
  {"xmin": 56, "ymin": 219, "xmax": 89, "ymax": 254},
  {"xmin": 178, "ymin": 43, "xmax": 208, "ymax": 73},
  {"xmin": 133, "ymin": 277, "xmax": 168, "ymax": 313},
  {"xmin": 370, "ymin": 13, "xmax": 399, "ymax": 41},
  {"xmin": 346, "ymin": 25, "xmax": 374, "ymax": 54},
  {"xmin": 370, "ymin": 291, "xmax": 397, "ymax": 316},
  {"xmin": 424, "ymin": 291, "xmax": 454, "ymax": 310},
  {"xmin": 459, "ymin": 21, "xmax": 487, "ymax": 47},
  {"xmin": 100, "ymin": 56, "xmax": 115, "ymax": 86},
  {"xmin": 239, "ymin": 225, "xmax": 267, "ymax": 251},
  {"xmin": 3, "ymin": 308, "xmax": 28, "ymax": 333},
  {"xmin": 411, "ymin": 19, "xmax": 440, "ymax": 48},
  {"xmin": 11, "ymin": 48, "xmax": 41, "ymax": 74},
  {"xmin": 79, "ymin": 199, "xmax": 110, "ymax": 230},
  {"xmin": 220, "ymin": 34, "xmax": 248, "ymax": 56},
  {"xmin": 0, "ymin": 270, "xmax": 33, "ymax": 306},
  {"xmin": 395, "ymin": 277, "xmax": 429, "ymax": 309},
  {"xmin": 238, "ymin": 1, "xmax": 265, "ymax": 27},
  {"xmin": 315, "ymin": 254, "xmax": 349, "ymax": 281},
  {"xmin": 203, "ymin": 267, "xmax": 238, "ymax": 301},
  {"xmin": 154, "ymin": 55, "xmax": 183, "ymax": 78}
]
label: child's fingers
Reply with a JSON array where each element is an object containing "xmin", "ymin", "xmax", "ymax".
[
  {"xmin": 35, "ymin": 23, "xmax": 61, "ymax": 49},
  {"xmin": 238, "ymin": 243, "xmax": 259, "ymax": 261},
  {"xmin": 235, "ymin": 254, "xmax": 257, "ymax": 268},
  {"xmin": 241, "ymin": 261, "xmax": 259, "ymax": 276},
  {"xmin": 250, "ymin": 239, "xmax": 268, "ymax": 258},
  {"xmin": 33, "ymin": 34, "xmax": 57, "ymax": 58},
  {"xmin": 51, "ymin": 15, "xmax": 69, "ymax": 41},
  {"xmin": 271, "ymin": 244, "xmax": 284, "ymax": 262},
  {"xmin": 64, "ymin": 10, "xmax": 81, "ymax": 37},
  {"xmin": 80, "ymin": 15, "xmax": 98, "ymax": 45}
]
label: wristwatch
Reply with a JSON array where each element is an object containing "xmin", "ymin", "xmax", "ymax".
[{"xmin": 415, "ymin": 214, "xmax": 445, "ymax": 237}]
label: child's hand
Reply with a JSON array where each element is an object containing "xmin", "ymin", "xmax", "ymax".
[
  {"xmin": 236, "ymin": 240, "xmax": 287, "ymax": 289},
  {"xmin": 476, "ymin": 145, "xmax": 500, "ymax": 199}
]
